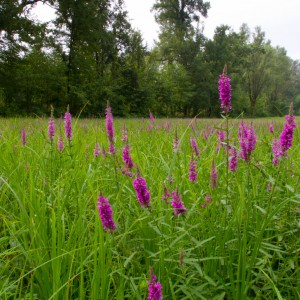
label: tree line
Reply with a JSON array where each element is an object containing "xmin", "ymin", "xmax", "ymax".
[{"xmin": 0, "ymin": 0, "xmax": 299, "ymax": 117}]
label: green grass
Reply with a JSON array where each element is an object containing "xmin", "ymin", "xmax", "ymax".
[{"xmin": 0, "ymin": 116, "xmax": 299, "ymax": 299}]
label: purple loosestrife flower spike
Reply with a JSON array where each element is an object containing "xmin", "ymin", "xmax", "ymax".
[
  {"xmin": 105, "ymin": 104, "xmax": 115, "ymax": 154},
  {"xmin": 190, "ymin": 137, "xmax": 200, "ymax": 156},
  {"xmin": 218, "ymin": 65, "xmax": 232, "ymax": 113},
  {"xmin": 105, "ymin": 105, "xmax": 114, "ymax": 142},
  {"xmin": 121, "ymin": 125, "xmax": 128, "ymax": 142},
  {"xmin": 149, "ymin": 112, "xmax": 155, "ymax": 124},
  {"xmin": 108, "ymin": 144, "xmax": 116, "ymax": 155},
  {"xmin": 162, "ymin": 185, "xmax": 171, "ymax": 201},
  {"xmin": 202, "ymin": 194, "xmax": 212, "ymax": 207},
  {"xmin": 64, "ymin": 110, "xmax": 72, "ymax": 140},
  {"xmin": 269, "ymin": 124, "xmax": 274, "ymax": 133},
  {"xmin": 188, "ymin": 159, "xmax": 198, "ymax": 182},
  {"xmin": 22, "ymin": 130, "xmax": 26, "ymax": 146},
  {"xmin": 133, "ymin": 176, "xmax": 151, "ymax": 208},
  {"xmin": 148, "ymin": 267, "xmax": 163, "ymax": 300},
  {"xmin": 171, "ymin": 190, "xmax": 186, "ymax": 215},
  {"xmin": 238, "ymin": 121, "xmax": 257, "ymax": 162},
  {"xmin": 120, "ymin": 166, "xmax": 133, "ymax": 177},
  {"xmin": 165, "ymin": 121, "xmax": 170, "ymax": 133},
  {"xmin": 173, "ymin": 129, "xmax": 180, "ymax": 152},
  {"xmin": 122, "ymin": 144, "xmax": 134, "ymax": 169},
  {"xmin": 272, "ymin": 104, "xmax": 296, "ymax": 165},
  {"xmin": 205, "ymin": 194, "xmax": 212, "ymax": 203},
  {"xmin": 216, "ymin": 129, "xmax": 226, "ymax": 152},
  {"xmin": 279, "ymin": 113, "xmax": 296, "ymax": 153},
  {"xmin": 272, "ymin": 139, "xmax": 282, "ymax": 166},
  {"xmin": 97, "ymin": 193, "xmax": 116, "ymax": 232},
  {"xmin": 57, "ymin": 135, "xmax": 64, "ymax": 152},
  {"xmin": 229, "ymin": 147, "xmax": 238, "ymax": 172},
  {"xmin": 94, "ymin": 142, "xmax": 100, "ymax": 157},
  {"xmin": 210, "ymin": 159, "xmax": 218, "ymax": 189},
  {"xmin": 48, "ymin": 114, "xmax": 55, "ymax": 142}
]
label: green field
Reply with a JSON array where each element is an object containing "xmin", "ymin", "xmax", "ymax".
[{"xmin": 0, "ymin": 116, "xmax": 299, "ymax": 299}]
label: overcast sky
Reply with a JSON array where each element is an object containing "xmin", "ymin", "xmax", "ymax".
[{"xmin": 34, "ymin": 0, "xmax": 300, "ymax": 60}]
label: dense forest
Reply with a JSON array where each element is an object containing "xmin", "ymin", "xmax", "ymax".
[{"xmin": 0, "ymin": 0, "xmax": 300, "ymax": 117}]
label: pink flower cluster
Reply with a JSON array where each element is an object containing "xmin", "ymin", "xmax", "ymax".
[
  {"xmin": 133, "ymin": 177, "xmax": 151, "ymax": 208},
  {"xmin": 22, "ymin": 130, "xmax": 26, "ymax": 146},
  {"xmin": 97, "ymin": 194, "xmax": 116, "ymax": 232},
  {"xmin": 188, "ymin": 159, "xmax": 198, "ymax": 182},
  {"xmin": 105, "ymin": 105, "xmax": 115, "ymax": 154},
  {"xmin": 238, "ymin": 121, "xmax": 257, "ymax": 162},
  {"xmin": 122, "ymin": 144, "xmax": 134, "ymax": 169},
  {"xmin": 229, "ymin": 147, "xmax": 238, "ymax": 172},
  {"xmin": 190, "ymin": 137, "xmax": 200, "ymax": 156},
  {"xmin": 171, "ymin": 190, "xmax": 186, "ymax": 215},
  {"xmin": 147, "ymin": 270, "xmax": 163, "ymax": 300},
  {"xmin": 210, "ymin": 160, "xmax": 218, "ymax": 189},
  {"xmin": 94, "ymin": 143, "xmax": 100, "ymax": 157},
  {"xmin": 218, "ymin": 71, "xmax": 232, "ymax": 113},
  {"xmin": 272, "ymin": 113, "xmax": 296, "ymax": 165},
  {"xmin": 48, "ymin": 117, "xmax": 55, "ymax": 142},
  {"xmin": 64, "ymin": 111, "xmax": 72, "ymax": 140}
]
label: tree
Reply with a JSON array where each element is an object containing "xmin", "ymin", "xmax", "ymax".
[
  {"xmin": 153, "ymin": 0, "xmax": 209, "ymax": 64},
  {"xmin": 241, "ymin": 27, "xmax": 273, "ymax": 116},
  {"xmin": 152, "ymin": 0, "xmax": 210, "ymax": 116},
  {"xmin": 204, "ymin": 25, "xmax": 250, "ymax": 115}
]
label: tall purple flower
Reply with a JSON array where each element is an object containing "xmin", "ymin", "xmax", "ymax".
[
  {"xmin": 190, "ymin": 137, "xmax": 200, "ymax": 156},
  {"xmin": 162, "ymin": 185, "xmax": 171, "ymax": 201},
  {"xmin": 165, "ymin": 121, "xmax": 170, "ymax": 133},
  {"xmin": 202, "ymin": 194, "xmax": 212, "ymax": 208},
  {"xmin": 229, "ymin": 147, "xmax": 238, "ymax": 172},
  {"xmin": 279, "ymin": 114, "xmax": 296, "ymax": 153},
  {"xmin": 94, "ymin": 142, "xmax": 100, "ymax": 157},
  {"xmin": 171, "ymin": 190, "xmax": 186, "ymax": 215},
  {"xmin": 188, "ymin": 159, "xmax": 198, "ymax": 182},
  {"xmin": 105, "ymin": 105, "xmax": 114, "ymax": 141},
  {"xmin": 189, "ymin": 121, "xmax": 195, "ymax": 133},
  {"xmin": 64, "ymin": 111, "xmax": 72, "ymax": 140},
  {"xmin": 269, "ymin": 124, "xmax": 274, "ymax": 133},
  {"xmin": 210, "ymin": 159, "xmax": 218, "ymax": 189},
  {"xmin": 21, "ymin": 130, "xmax": 26, "ymax": 146},
  {"xmin": 105, "ymin": 104, "xmax": 115, "ymax": 154},
  {"xmin": 57, "ymin": 135, "xmax": 64, "ymax": 152},
  {"xmin": 121, "ymin": 125, "xmax": 128, "ymax": 143},
  {"xmin": 48, "ymin": 116, "xmax": 55, "ymax": 142},
  {"xmin": 108, "ymin": 144, "xmax": 116, "ymax": 155},
  {"xmin": 122, "ymin": 144, "xmax": 134, "ymax": 169},
  {"xmin": 272, "ymin": 139, "xmax": 282, "ymax": 166},
  {"xmin": 147, "ymin": 268, "xmax": 163, "ymax": 300},
  {"xmin": 218, "ymin": 66, "xmax": 232, "ymax": 113},
  {"xmin": 149, "ymin": 112, "xmax": 155, "ymax": 124},
  {"xmin": 238, "ymin": 121, "xmax": 257, "ymax": 162},
  {"xmin": 133, "ymin": 176, "xmax": 151, "ymax": 208},
  {"xmin": 216, "ymin": 129, "xmax": 226, "ymax": 152},
  {"xmin": 217, "ymin": 130, "xmax": 225, "ymax": 143},
  {"xmin": 272, "ymin": 106, "xmax": 296, "ymax": 165},
  {"xmin": 203, "ymin": 129, "xmax": 209, "ymax": 140},
  {"xmin": 173, "ymin": 129, "xmax": 180, "ymax": 153},
  {"xmin": 97, "ymin": 193, "xmax": 116, "ymax": 232}
]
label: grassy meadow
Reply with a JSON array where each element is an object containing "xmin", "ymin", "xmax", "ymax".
[{"xmin": 0, "ymin": 116, "xmax": 299, "ymax": 299}]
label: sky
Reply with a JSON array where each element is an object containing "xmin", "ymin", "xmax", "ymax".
[{"xmin": 34, "ymin": 0, "xmax": 300, "ymax": 60}]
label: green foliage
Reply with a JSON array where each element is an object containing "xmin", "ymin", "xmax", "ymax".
[
  {"xmin": 0, "ymin": 117, "xmax": 299, "ymax": 299},
  {"xmin": 0, "ymin": 0, "xmax": 299, "ymax": 117}
]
